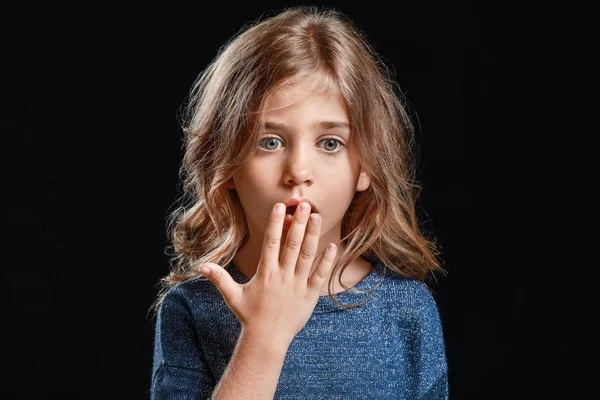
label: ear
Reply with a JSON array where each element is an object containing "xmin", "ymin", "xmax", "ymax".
[
  {"xmin": 355, "ymin": 168, "xmax": 370, "ymax": 192},
  {"xmin": 225, "ymin": 177, "xmax": 235, "ymax": 190}
]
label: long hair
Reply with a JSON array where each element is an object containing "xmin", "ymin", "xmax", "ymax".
[{"xmin": 151, "ymin": 6, "xmax": 444, "ymax": 315}]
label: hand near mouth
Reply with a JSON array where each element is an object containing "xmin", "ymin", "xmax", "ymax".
[{"xmin": 197, "ymin": 201, "xmax": 336, "ymax": 348}]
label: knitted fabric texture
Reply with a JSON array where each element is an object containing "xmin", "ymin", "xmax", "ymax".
[{"xmin": 151, "ymin": 257, "xmax": 449, "ymax": 399}]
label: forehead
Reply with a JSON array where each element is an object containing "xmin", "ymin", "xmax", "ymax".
[
  {"xmin": 261, "ymin": 90, "xmax": 349, "ymax": 135},
  {"xmin": 263, "ymin": 72, "xmax": 342, "ymax": 113},
  {"xmin": 260, "ymin": 79, "xmax": 349, "ymax": 136}
]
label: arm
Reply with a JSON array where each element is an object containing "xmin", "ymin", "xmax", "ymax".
[
  {"xmin": 151, "ymin": 287, "xmax": 216, "ymax": 399},
  {"xmin": 211, "ymin": 327, "xmax": 289, "ymax": 400},
  {"xmin": 413, "ymin": 283, "xmax": 449, "ymax": 400},
  {"xmin": 151, "ymin": 285, "xmax": 292, "ymax": 400}
]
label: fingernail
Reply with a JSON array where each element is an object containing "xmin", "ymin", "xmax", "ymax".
[
  {"xmin": 300, "ymin": 202, "xmax": 310, "ymax": 213},
  {"xmin": 275, "ymin": 204, "xmax": 285, "ymax": 214}
]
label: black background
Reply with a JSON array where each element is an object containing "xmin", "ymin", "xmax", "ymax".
[{"xmin": 3, "ymin": 3, "xmax": 590, "ymax": 399}]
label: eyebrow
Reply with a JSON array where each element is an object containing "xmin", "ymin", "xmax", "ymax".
[{"xmin": 263, "ymin": 120, "xmax": 351, "ymax": 132}]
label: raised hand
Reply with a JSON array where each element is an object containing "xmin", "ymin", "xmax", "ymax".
[{"xmin": 198, "ymin": 202, "xmax": 337, "ymax": 348}]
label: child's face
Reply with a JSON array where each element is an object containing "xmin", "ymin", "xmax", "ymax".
[{"xmin": 226, "ymin": 73, "xmax": 370, "ymax": 250}]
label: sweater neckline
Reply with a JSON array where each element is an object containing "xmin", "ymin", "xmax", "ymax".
[{"xmin": 226, "ymin": 256, "xmax": 386, "ymax": 314}]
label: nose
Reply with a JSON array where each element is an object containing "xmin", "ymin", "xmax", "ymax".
[{"xmin": 281, "ymin": 142, "xmax": 314, "ymax": 186}]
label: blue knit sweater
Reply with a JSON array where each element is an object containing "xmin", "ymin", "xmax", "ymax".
[{"xmin": 151, "ymin": 257, "xmax": 448, "ymax": 399}]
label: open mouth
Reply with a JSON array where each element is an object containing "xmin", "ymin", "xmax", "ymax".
[{"xmin": 285, "ymin": 206, "xmax": 297, "ymax": 219}]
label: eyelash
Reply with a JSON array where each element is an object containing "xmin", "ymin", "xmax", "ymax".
[{"xmin": 257, "ymin": 137, "xmax": 345, "ymax": 157}]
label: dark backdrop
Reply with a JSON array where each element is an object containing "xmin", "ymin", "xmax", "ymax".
[{"xmin": 3, "ymin": 3, "xmax": 589, "ymax": 399}]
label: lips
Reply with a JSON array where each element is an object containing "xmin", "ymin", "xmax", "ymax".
[{"xmin": 283, "ymin": 198, "xmax": 318, "ymax": 214}]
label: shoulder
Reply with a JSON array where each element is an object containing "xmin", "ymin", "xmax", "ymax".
[
  {"xmin": 375, "ymin": 263, "xmax": 442, "ymax": 323},
  {"xmin": 157, "ymin": 276, "xmax": 218, "ymax": 320},
  {"xmin": 376, "ymin": 263, "xmax": 447, "ymax": 357}
]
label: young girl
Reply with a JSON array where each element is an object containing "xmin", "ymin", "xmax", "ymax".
[{"xmin": 151, "ymin": 6, "xmax": 448, "ymax": 399}]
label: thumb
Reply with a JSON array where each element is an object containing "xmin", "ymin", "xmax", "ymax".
[{"xmin": 198, "ymin": 263, "xmax": 240, "ymax": 306}]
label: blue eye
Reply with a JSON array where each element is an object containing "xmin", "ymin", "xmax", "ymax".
[
  {"xmin": 257, "ymin": 137, "xmax": 344, "ymax": 157},
  {"xmin": 259, "ymin": 137, "xmax": 281, "ymax": 151}
]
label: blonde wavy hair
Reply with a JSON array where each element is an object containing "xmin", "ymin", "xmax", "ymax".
[{"xmin": 151, "ymin": 5, "xmax": 444, "ymax": 315}]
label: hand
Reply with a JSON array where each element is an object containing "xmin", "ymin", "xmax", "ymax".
[{"xmin": 198, "ymin": 202, "xmax": 337, "ymax": 348}]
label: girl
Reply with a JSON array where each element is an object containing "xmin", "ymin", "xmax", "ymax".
[{"xmin": 151, "ymin": 6, "xmax": 448, "ymax": 399}]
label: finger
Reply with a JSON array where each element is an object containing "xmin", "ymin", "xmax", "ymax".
[
  {"xmin": 308, "ymin": 243, "xmax": 337, "ymax": 293},
  {"xmin": 198, "ymin": 263, "xmax": 241, "ymax": 308},
  {"xmin": 294, "ymin": 212, "xmax": 321, "ymax": 282},
  {"xmin": 279, "ymin": 202, "xmax": 311, "ymax": 272},
  {"xmin": 258, "ymin": 203, "xmax": 286, "ymax": 277}
]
